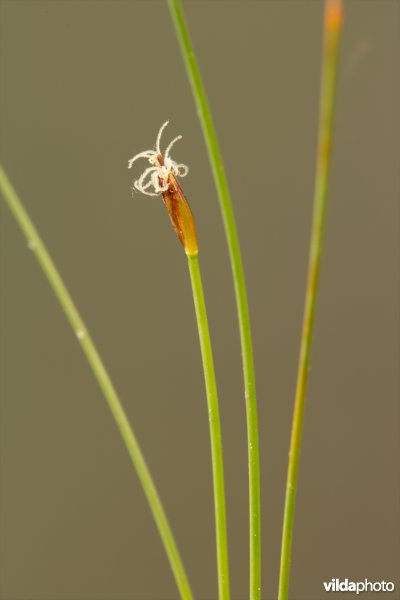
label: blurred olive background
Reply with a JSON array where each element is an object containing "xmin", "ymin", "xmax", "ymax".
[{"xmin": 0, "ymin": 1, "xmax": 398, "ymax": 599}]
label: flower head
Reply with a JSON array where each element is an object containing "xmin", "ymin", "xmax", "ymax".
[
  {"xmin": 128, "ymin": 121, "xmax": 198, "ymax": 256},
  {"xmin": 128, "ymin": 121, "xmax": 189, "ymax": 196}
]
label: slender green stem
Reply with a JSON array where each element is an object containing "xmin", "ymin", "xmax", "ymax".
[
  {"xmin": 168, "ymin": 2, "xmax": 261, "ymax": 598},
  {"xmin": 0, "ymin": 165, "xmax": 194, "ymax": 600},
  {"xmin": 278, "ymin": 3, "xmax": 343, "ymax": 599},
  {"xmin": 187, "ymin": 254, "xmax": 230, "ymax": 600}
]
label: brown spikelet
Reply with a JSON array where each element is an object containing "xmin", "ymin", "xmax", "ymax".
[{"xmin": 162, "ymin": 174, "xmax": 198, "ymax": 257}]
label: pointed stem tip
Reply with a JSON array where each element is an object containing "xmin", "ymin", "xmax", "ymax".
[{"xmin": 326, "ymin": 0, "xmax": 343, "ymax": 31}]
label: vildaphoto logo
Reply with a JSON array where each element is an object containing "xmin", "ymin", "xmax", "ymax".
[{"xmin": 323, "ymin": 579, "xmax": 395, "ymax": 594}]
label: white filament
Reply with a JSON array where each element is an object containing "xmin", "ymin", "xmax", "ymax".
[{"xmin": 128, "ymin": 122, "xmax": 189, "ymax": 197}]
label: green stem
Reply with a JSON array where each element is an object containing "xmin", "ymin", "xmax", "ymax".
[
  {"xmin": 0, "ymin": 165, "xmax": 194, "ymax": 600},
  {"xmin": 168, "ymin": 2, "xmax": 261, "ymax": 598},
  {"xmin": 278, "ymin": 3, "xmax": 343, "ymax": 599},
  {"xmin": 187, "ymin": 254, "xmax": 230, "ymax": 600}
]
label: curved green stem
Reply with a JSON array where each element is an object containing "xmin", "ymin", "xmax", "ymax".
[
  {"xmin": 0, "ymin": 165, "xmax": 194, "ymax": 600},
  {"xmin": 187, "ymin": 254, "xmax": 230, "ymax": 600},
  {"xmin": 168, "ymin": 2, "xmax": 261, "ymax": 598},
  {"xmin": 278, "ymin": 3, "xmax": 343, "ymax": 599}
]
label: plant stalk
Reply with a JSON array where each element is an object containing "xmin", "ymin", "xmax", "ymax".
[
  {"xmin": 187, "ymin": 254, "xmax": 230, "ymax": 600},
  {"xmin": 0, "ymin": 165, "xmax": 194, "ymax": 600},
  {"xmin": 168, "ymin": 2, "xmax": 261, "ymax": 597},
  {"xmin": 278, "ymin": 3, "xmax": 343, "ymax": 599}
]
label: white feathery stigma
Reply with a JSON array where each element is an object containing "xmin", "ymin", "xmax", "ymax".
[{"xmin": 128, "ymin": 121, "xmax": 189, "ymax": 196}]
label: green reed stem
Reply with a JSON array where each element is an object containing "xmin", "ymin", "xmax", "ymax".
[
  {"xmin": 168, "ymin": 2, "xmax": 261, "ymax": 598},
  {"xmin": 187, "ymin": 254, "xmax": 230, "ymax": 600},
  {"xmin": 0, "ymin": 165, "xmax": 194, "ymax": 600},
  {"xmin": 278, "ymin": 3, "xmax": 343, "ymax": 599}
]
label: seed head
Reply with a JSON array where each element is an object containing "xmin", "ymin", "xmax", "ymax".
[{"xmin": 128, "ymin": 122, "xmax": 198, "ymax": 256}]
